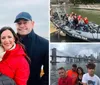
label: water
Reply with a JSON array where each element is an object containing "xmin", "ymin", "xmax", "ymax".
[
  {"xmin": 50, "ymin": 32, "xmax": 86, "ymax": 42},
  {"xmin": 50, "ymin": 7, "xmax": 100, "ymax": 42},
  {"xmin": 50, "ymin": 62, "xmax": 100, "ymax": 85}
]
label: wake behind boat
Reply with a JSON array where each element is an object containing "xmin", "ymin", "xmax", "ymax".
[{"xmin": 50, "ymin": 5, "xmax": 100, "ymax": 42}]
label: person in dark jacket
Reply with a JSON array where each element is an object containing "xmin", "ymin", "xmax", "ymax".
[{"xmin": 14, "ymin": 12, "xmax": 49, "ymax": 85}]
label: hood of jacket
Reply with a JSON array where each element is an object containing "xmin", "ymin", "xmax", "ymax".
[{"xmin": 2, "ymin": 44, "xmax": 26, "ymax": 61}]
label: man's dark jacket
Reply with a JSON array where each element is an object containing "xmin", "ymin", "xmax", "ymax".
[{"xmin": 17, "ymin": 29, "xmax": 49, "ymax": 85}]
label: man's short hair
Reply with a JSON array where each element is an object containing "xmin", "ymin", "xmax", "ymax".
[
  {"xmin": 86, "ymin": 63, "xmax": 96, "ymax": 69},
  {"xmin": 72, "ymin": 64, "xmax": 77, "ymax": 68},
  {"xmin": 58, "ymin": 67, "xmax": 65, "ymax": 71}
]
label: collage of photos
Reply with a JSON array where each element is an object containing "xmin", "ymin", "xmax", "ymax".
[
  {"xmin": 50, "ymin": 44, "xmax": 100, "ymax": 85},
  {"xmin": 0, "ymin": 0, "xmax": 49, "ymax": 85},
  {"xmin": 50, "ymin": 0, "xmax": 100, "ymax": 42},
  {"xmin": 1, "ymin": 0, "xmax": 100, "ymax": 85},
  {"xmin": 50, "ymin": 0, "xmax": 100, "ymax": 85}
]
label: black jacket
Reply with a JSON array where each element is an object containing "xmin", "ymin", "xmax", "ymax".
[{"xmin": 17, "ymin": 30, "xmax": 49, "ymax": 85}]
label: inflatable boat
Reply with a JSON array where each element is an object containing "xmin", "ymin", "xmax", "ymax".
[{"xmin": 51, "ymin": 8, "xmax": 100, "ymax": 42}]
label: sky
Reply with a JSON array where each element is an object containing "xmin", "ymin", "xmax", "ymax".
[
  {"xmin": 50, "ymin": 43, "xmax": 100, "ymax": 58},
  {"xmin": 0, "ymin": 0, "xmax": 49, "ymax": 39}
]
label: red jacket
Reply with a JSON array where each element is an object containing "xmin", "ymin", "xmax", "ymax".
[
  {"xmin": 84, "ymin": 18, "xmax": 88, "ymax": 24},
  {"xmin": 58, "ymin": 76, "xmax": 72, "ymax": 85},
  {"xmin": 0, "ymin": 44, "xmax": 30, "ymax": 85}
]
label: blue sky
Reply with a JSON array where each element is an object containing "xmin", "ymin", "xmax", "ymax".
[{"xmin": 0, "ymin": 0, "xmax": 49, "ymax": 39}]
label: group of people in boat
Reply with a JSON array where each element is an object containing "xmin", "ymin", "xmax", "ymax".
[
  {"xmin": 52, "ymin": 11, "xmax": 92, "ymax": 32},
  {"xmin": 61, "ymin": 12, "xmax": 90, "ymax": 32}
]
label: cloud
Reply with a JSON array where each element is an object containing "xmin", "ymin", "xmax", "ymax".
[
  {"xmin": 50, "ymin": 43, "xmax": 100, "ymax": 58},
  {"xmin": 0, "ymin": 0, "xmax": 49, "ymax": 39},
  {"xmin": 0, "ymin": 0, "xmax": 48, "ymax": 8},
  {"xmin": 78, "ymin": 49, "xmax": 95, "ymax": 56}
]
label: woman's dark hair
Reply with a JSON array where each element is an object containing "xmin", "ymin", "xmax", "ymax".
[
  {"xmin": 0, "ymin": 26, "xmax": 31, "ymax": 64},
  {"xmin": 77, "ymin": 67, "xmax": 84, "ymax": 75}
]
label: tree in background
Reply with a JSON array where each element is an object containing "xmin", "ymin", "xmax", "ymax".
[{"xmin": 69, "ymin": 0, "xmax": 97, "ymax": 5}]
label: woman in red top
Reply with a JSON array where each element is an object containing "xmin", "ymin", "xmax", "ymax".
[{"xmin": 0, "ymin": 27, "xmax": 30, "ymax": 85}]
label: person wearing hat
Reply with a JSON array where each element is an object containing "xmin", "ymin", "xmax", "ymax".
[{"xmin": 14, "ymin": 12, "xmax": 49, "ymax": 85}]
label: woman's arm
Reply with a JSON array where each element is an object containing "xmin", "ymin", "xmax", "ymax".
[{"xmin": 14, "ymin": 58, "xmax": 30, "ymax": 85}]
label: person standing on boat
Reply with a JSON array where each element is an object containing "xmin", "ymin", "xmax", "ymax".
[
  {"xmin": 14, "ymin": 12, "xmax": 49, "ymax": 85},
  {"xmin": 66, "ymin": 64, "xmax": 78, "ymax": 85},
  {"xmin": 58, "ymin": 67, "xmax": 72, "ymax": 85}
]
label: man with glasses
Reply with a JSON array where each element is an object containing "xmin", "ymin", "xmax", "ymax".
[{"xmin": 14, "ymin": 12, "xmax": 49, "ymax": 85}]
